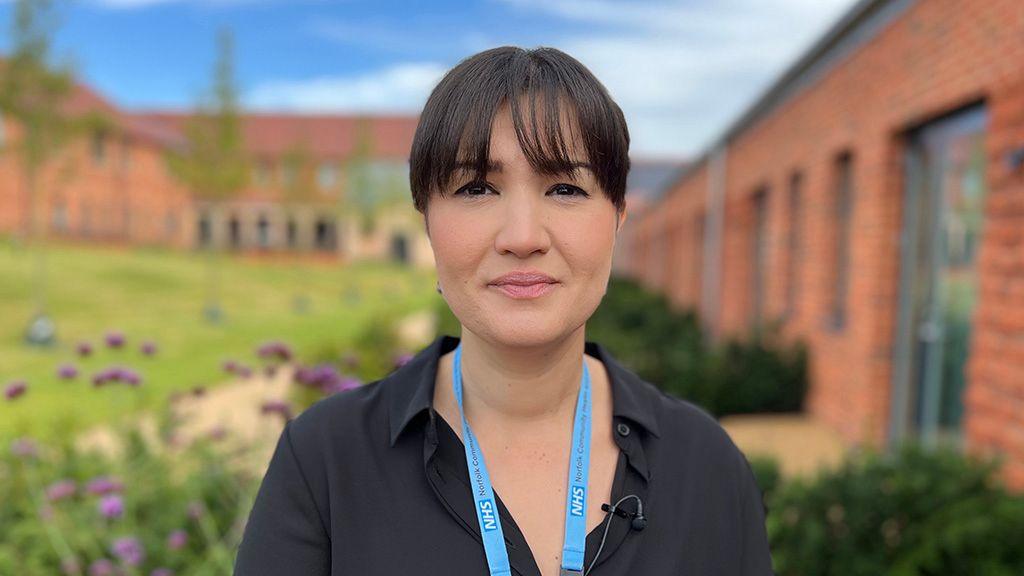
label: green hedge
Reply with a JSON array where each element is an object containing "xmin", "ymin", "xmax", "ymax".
[{"xmin": 767, "ymin": 443, "xmax": 1024, "ymax": 575}]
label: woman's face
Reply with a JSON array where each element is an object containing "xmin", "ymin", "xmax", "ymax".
[{"xmin": 425, "ymin": 101, "xmax": 627, "ymax": 349}]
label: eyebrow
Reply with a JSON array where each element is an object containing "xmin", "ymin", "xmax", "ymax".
[{"xmin": 453, "ymin": 160, "xmax": 594, "ymax": 174}]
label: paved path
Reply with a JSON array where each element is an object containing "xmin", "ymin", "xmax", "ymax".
[{"xmin": 720, "ymin": 413, "xmax": 849, "ymax": 480}]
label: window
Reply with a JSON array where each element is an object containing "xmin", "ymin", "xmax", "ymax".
[
  {"xmin": 829, "ymin": 153, "xmax": 854, "ymax": 330},
  {"xmin": 92, "ymin": 130, "xmax": 107, "ymax": 165},
  {"xmin": 693, "ymin": 211, "xmax": 705, "ymax": 308},
  {"xmin": 257, "ymin": 214, "xmax": 270, "ymax": 248},
  {"xmin": 197, "ymin": 212, "xmax": 212, "ymax": 247},
  {"xmin": 750, "ymin": 186, "xmax": 769, "ymax": 330},
  {"xmin": 286, "ymin": 218, "xmax": 298, "ymax": 248},
  {"xmin": 314, "ymin": 216, "xmax": 337, "ymax": 251},
  {"xmin": 785, "ymin": 171, "xmax": 803, "ymax": 319},
  {"xmin": 318, "ymin": 163, "xmax": 338, "ymax": 190},
  {"xmin": 228, "ymin": 215, "xmax": 242, "ymax": 249}
]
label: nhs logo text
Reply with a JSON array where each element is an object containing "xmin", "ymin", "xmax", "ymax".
[
  {"xmin": 478, "ymin": 499, "xmax": 498, "ymax": 531},
  {"xmin": 570, "ymin": 485, "xmax": 586, "ymax": 516}
]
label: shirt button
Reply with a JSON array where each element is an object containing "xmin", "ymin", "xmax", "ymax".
[{"xmin": 616, "ymin": 422, "xmax": 631, "ymax": 437}]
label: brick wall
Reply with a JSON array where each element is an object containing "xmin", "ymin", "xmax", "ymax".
[
  {"xmin": 624, "ymin": 0, "xmax": 1024, "ymax": 489},
  {"xmin": 0, "ymin": 125, "xmax": 195, "ymax": 249}
]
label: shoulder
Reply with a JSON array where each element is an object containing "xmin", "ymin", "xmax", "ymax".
[
  {"xmin": 638, "ymin": 375, "xmax": 756, "ymax": 487},
  {"xmin": 281, "ymin": 375, "xmax": 391, "ymax": 466}
]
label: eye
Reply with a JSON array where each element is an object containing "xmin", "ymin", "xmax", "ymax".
[
  {"xmin": 548, "ymin": 183, "xmax": 590, "ymax": 199},
  {"xmin": 453, "ymin": 181, "xmax": 495, "ymax": 198}
]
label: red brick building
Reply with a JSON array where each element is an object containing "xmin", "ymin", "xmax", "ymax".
[
  {"xmin": 0, "ymin": 84, "xmax": 194, "ymax": 248},
  {"xmin": 622, "ymin": 0, "xmax": 1024, "ymax": 489},
  {"xmin": 0, "ymin": 84, "xmax": 429, "ymax": 264}
]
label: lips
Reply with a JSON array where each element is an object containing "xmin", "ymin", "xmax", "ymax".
[
  {"xmin": 488, "ymin": 271, "xmax": 559, "ymax": 300},
  {"xmin": 489, "ymin": 271, "xmax": 558, "ymax": 286}
]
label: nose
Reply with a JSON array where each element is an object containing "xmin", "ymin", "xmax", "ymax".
[{"xmin": 493, "ymin": 190, "xmax": 551, "ymax": 258}]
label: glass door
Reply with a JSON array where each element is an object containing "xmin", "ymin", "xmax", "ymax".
[{"xmin": 890, "ymin": 104, "xmax": 987, "ymax": 450}]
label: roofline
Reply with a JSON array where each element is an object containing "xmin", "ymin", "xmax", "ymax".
[
  {"xmin": 659, "ymin": 0, "xmax": 914, "ymax": 196},
  {"xmin": 128, "ymin": 109, "xmax": 421, "ymax": 121}
]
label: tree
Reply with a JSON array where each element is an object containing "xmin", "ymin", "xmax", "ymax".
[
  {"xmin": 342, "ymin": 117, "xmax": 409, "ymax": 239},
  {"xmin": 279, "ymin": 139, "xmax": 318, "ymax": 313},
  {"xmin": 166, "ymin": 28, "xmax": 249, "ymax": 323},
  {"xmin": 0, "ymin": 0, "xmax": 110, "ymax": 345}
]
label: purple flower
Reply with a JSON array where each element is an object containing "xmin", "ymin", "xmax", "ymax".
[
  {"xmin": 260, "ymin": 399, "xmax": 293, "ymax": 420},
  {"xmin": 139, "ymin": 341, "xmax": 158, "ymax": 356},
  {"xmin": 166, "ymin": 528, "xmax": 188, "ymax": 550},
  {"xmin": 10, "ymin": 437, "xmax": 39, "ymax": 459},
  {"xmin": 293, "ymin": 363, "xmax": 343, "ymax": 390},
  {"xmin": 86, "ymin": 475, "xmax": 124, "ymax": 496},
  {"xmin": 104, "ymin": 331, "xmax": 126, "ymax": 349},
  {"xmin": 88, "ymin": 559, "xmax": 116, "ymax": 576},
  {"xmin": 236, "ymin": 365, "xmax": 253, "ymax": 379},
  {"xmin": 393, "ymin": 352, "xmax": 414, "ymax": 368},
  {"xmin": 150, "ymin": 569, "xmax": 174, "ymax": 576},
  {"xmin": 98, "ymin": 494, "xmax": 124, "ymax": 519},
  {"xmin": 110, "ymin": 536, "xmax": 145, "ymax": 567},
  {"xmin": 122, "ymin": 370, "xmax": 142, "ymax": 387},
  {"xmin": 76, "ymin": 341, "xmax": 94, "ymax": 357},
  {"xmin": 91, "ymin": 366, "xmax": 143, "ymax": 388},
  {"xmin": 324, "ymin": 376, "xmax": 362, "ymax": 395},
  {"xmin": 256, "ymin": 340, "xmax": 294, "ymax": 363},
  {"xmin": 57, "ymin": 363, "xmax": 80, "ymax": 380},
  {"xmin": 221, "ymin": 359, "xmax": 239, "ymax": 374},
  {"xmin": 4, "ymin": 380, "xmax": 28, "ymax": 401},
  {"xmin": 46, "ymin": 479, "xmax": 77, "ymax": 502}
]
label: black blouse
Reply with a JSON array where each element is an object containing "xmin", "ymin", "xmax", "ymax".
[{"xmin": 233, "ymin": 334, "xmax": 775, "ymax": 575}]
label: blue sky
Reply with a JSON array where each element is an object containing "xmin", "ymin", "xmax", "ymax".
[{"xmin": 0, "ymin": 0, "xmax": 857, "ymax": 156}]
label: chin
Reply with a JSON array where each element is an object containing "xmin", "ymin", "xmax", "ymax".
[
  {"xmin": 473, "ymin": 321, "xmax": 563, "ymax": 349},
  {"xmin": 479, "ymin": 315, "xmax": 586, "ymax": 350}
]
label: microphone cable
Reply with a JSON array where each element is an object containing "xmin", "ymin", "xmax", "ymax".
[{"xmin": 583, "ymin": 494, "xmax": 645, "ymax": 576}]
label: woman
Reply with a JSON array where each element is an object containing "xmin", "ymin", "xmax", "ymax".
[{"xmin": 233, "ymin": 46, "xmax": 774, "ymax": 576}]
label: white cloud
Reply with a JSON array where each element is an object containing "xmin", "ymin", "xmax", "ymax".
[
  {"xmin": 245, "ymin": 0, "xmax": 861, "ymax": 156},
  {"xmin": 244, "ymin": 62, "xmax": 448, "ymax": 113},
  {"xmin": 495, "ymin": 0, "xmax": 859, "ymax": 156}
]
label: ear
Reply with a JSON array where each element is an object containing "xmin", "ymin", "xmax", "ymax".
[{"xmin": 616, "ymin": 206, "xmax": 628, "ymax": 232}]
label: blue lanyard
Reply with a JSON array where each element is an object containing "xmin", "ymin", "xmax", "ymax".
[{"xmin": 452, "ymin": 342, "xmax": 592, "ymax": 576}]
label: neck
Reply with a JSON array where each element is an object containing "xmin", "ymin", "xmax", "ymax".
[{"xmin": 455, "ymin": 326, "xmax": 588, "ymax": 426}]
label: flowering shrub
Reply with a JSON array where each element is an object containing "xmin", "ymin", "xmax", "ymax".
[
  {"xmin": 0, "ymin": 324, "xmax": 415, "ymax": 575},
  {"xmin": 0, "ymin": 411, "xmax": 260, "ymax": 576}
]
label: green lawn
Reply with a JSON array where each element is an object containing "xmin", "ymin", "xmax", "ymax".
[{"xmin": 0, "ymin": 237, "xmax": 437, "ymax": 442}]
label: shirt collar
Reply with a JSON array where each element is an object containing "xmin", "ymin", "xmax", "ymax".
[{"xmin": 387, "ymin": 334, "xmax": 662, "ymax": 448}]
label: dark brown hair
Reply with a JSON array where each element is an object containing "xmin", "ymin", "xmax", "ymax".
[{"xmin": 409, "ymin": 46, "xmax": 630, "ymax": 215}]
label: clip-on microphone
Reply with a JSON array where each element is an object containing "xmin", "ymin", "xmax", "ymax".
[{"xmin": 601, "ymin": 497, "xmax": 647, "ymax": 531}]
